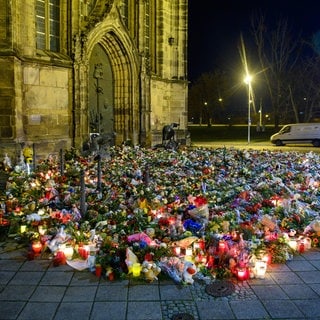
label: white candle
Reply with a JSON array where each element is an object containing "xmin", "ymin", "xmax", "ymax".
[{"xmin": 255, "ymin": 260, "xmax": 267, "ymax": 279}]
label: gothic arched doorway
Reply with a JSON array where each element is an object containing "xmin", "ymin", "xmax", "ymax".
[
  {"xmin": 86, "ymin": 30, "xmax": 141, "ymax": 147},
  {"xmin": 88, "ymin": 44, "xmax": 114, "ymax": 141}
]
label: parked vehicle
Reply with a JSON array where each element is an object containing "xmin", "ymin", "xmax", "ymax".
[{"xmin": 270, "ymin": 123, "xmax": 320, "ymax": 147}]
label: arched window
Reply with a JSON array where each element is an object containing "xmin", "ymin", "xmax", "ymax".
[{"xmin": 36, "ymin": 0, "xmax": 60, "ymax": 52}]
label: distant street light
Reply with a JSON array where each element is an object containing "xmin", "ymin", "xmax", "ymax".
[
  {"xmin": 244, "ymin": 74, "xmax": 252, "ymax": 144},
  {"xmin": 203, "ymin": 102, "xmax": 208, "ymax": 126}
]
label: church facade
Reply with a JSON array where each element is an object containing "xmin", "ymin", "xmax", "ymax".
[{"xmin": 0, "ymin": 0, "xmax": 188, "ymax": 159}]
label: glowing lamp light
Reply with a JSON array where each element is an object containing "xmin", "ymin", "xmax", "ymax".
[
  {"xmin": 298, "ymin": 240, "xmax": 305, "ymax": 253},
  {"xmin": 218, "ymin": 240, "xmax": 226, "ymax": 253},
  {"xmin": 255, "ymin": 260, "xmax": 267, "ymax": 279},
  {"xmin": 288, "ymin": 239, "xmax": 298, "ymax": 251},
  {"xmin": 168, "ymin": 216, "xmax": 176, "ymax": 225},
  {"xmin": 63, "ymin": 245, "xmax": 74, "ymax": 260},
  {"xmin": 132, "ymin": 263, "xmax": 142, "ymax": 277},
  {"xmin": 38, "ymin": 225, "xmax": 47, "ymax": 236},
  {"xmin": 270, "ymin": 195, "xmax": 282, "ymax": 206},
  {"xmin": 83, "ymin": 245, "xmax": 90, "ymax": 259},
  {"xmin": 198, "ymin": 238, "xmax": 205, "ymax": 250},
  {"xmin": 95, "ymin": 264, "xmax": 102, "ymax": 277},
  {"xmin": 206, "ymin": 256, "xmax": 214, "ymax": 268},
  {"xmin": 185, "ymin": 247, "xmax": 193, "ymax": 256},
  {"xmin": 193, "ymin": 242, "xmax": 200, "ymax": 251},
  {"xmin": 237, "ymin": 267, "xmax": 249, "ymax": 281},
  {"xmin": 174, "ymin": 246, "xmax": 181, "ymax": 256},
  {"xmin": 32, "ymin": 241, "xmax": 42, "ymax": 254}
]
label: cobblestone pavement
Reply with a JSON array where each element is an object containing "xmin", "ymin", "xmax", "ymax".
[{"xmin": 1, "ymin": 239, "xmax": 320, "ymax": 320}]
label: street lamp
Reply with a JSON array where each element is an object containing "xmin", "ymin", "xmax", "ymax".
[
  {"xmin": 202, "ymin": 102, "xmax": 207, "ymax": 126},
  {"xmin": 244, "ymin": 74, "xmax": 252, "ymax": 144}
]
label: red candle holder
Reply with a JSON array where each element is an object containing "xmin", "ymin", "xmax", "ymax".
[
  {"xmin": 237, "ymin": 267, "xmax": 249, "ymax": 281},
  {"xmin": 218, "ymin": 240, "xmax": 227, "ymax": 253},
  {"xmin": 95, "ymin": 264, "xmax": 102, "ymax": 277},
  {"xmin": 198, "ymin": 238, "xmax": 205, "ymax": 250},
  {"xmin": 32, "ymin": 241, "xmax": 42, "ymax": 254}
]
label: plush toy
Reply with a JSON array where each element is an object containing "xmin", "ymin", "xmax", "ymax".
[
  {"xmin": 182, "ymin": 261, "xmax": 197, "ymax": 284},
  {"xmin": 158, "ymin": 257, "xmax": 197, "ymax": 284},
  {"xmin": 23, "ymin": 146, "xmax": 33, "ymax": 164},
  {"xmin": 141, "ymin": 260, "xmax": 161, "ymax": 282},
  {"xmin": 46, "ymin": 226, "xmax": 70, "ymax": 253},
  {"xmin": 127, "ymin": 232, "xmax": 153, "ymax": 246},
  {"xmin": 3, "ymin": 153, "xmax": 12, "ymax": 171},
  {"xmin": 304, "ymin": 219, "xmax": 320, "ymax": 236}
]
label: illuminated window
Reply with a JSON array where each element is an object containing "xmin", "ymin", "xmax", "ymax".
[{"xmin": 36, "ymin": 0, "xmax": 60, "ymax": 52}]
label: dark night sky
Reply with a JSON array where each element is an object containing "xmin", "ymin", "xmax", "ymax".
[{"xmin": 188, "ymin": 0, "xmax": 320, "ymax": 83}]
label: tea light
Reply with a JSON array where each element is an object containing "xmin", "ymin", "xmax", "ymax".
[
  {"xmin": 288, "ymin": 239, "xmax": 298, "ymax": 251},
  {"xmin": 298, "ymin": 240, "xmax": 305, "ymax": 253},
  {"xmin": 38, "ymin": 225, "xmax": 47, "ymax": 236},
  {"xmin": 206, "ymin": 256, "xmax": 214, "ymax": 268},
  {"xmin": 198, "ymin": 238, "xmax": 205, "ymax": 250},
  {"xmin": 168, "ymin": 216, "xmax": 176, "ymax": 225},
  {"xmin": 83, "ymin": 245, "xmax": 90, "ymax": 259},
  {"xmin": 174, "ymin": 246, "xmax": 181, "ymax": 256},
  {"xmin": 193, "ymin": 242, "xmax": 200, "ymax": 251},
  {"xmin": 132, "ymin": 263, "xmax": 141, "ymax": 277},
  {"xmin": 218, "ymin": 240, "xmax": 226, "ymax": 253},
  {"xmin": 185, "ymin": 247, "xmax": 193, "ymax": 256},
  {"xmin": 32, "ymin": 241, "xmax": 42, "ymax": 254},
  {"xmin": 255, "ymin": 260, "xmax": 267, "ymax": 279},
  {"xmin": 95, "ymin": 264, "xmax": 102, "ymax": 277},
  {"xmin": 63, "ymin": 245, "xmax": 74, "ymax": 260},
  {"xmin": 237, "ymin": 267, "xmax": 248, "ymax": 281}
]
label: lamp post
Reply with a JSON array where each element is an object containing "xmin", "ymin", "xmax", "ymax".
[
  {"xmin": 93, "ymin": 63, "xmax": 103, "ymax": 134},
  {"xmin": 244, "ymin": 75, "xmax": 252, "ymax": 144}
]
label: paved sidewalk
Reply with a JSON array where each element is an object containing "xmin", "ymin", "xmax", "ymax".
[{"xmin": 1, "ymin": 241, "xmax": 320, "ymax": 320}]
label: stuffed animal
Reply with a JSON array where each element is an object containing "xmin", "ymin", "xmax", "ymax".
[
  {"xmin": 182, "ymin": 261, "xmax": 197, "ymax": 284},
  {"xmin": 23, "ymin": 146, "xmax": 33, "ymax": 164},
  {"xmin": 141, "ymin": 261, "xmax": 161, "ymax": 282},
  {"xmin": 304, "ymin": 220, "xmax": 320, "ymax": 236},
  {"xmin": 46, "ymin": 226, "xmax": 70, "ymax": 253}
]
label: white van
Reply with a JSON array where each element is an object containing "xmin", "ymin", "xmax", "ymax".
[{"xmin": 270, "ymin": 123, "xmax": 320, "ymax": 147}]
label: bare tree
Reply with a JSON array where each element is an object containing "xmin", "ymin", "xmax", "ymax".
[
  {"xmin": 251, "ymin": 13, "xmax": 303, "ymax": 128},
  {"xmin": 188, "ymin": 71, "xmax": 228, "ymax": 126},
  {"xmin": 287, "ymin": 56, "xmax": 320, "ymax": 122}
]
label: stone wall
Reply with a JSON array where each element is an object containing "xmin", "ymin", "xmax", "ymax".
[{"xmin": 21, "ymin": 65, "xmax": 72, "ymax": 156}]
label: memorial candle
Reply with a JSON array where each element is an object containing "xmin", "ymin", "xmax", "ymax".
[{"xmin": 32, "ymin": 241, "xmax": 42, "ymax": 254}]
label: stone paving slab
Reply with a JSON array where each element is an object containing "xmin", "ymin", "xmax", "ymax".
[
  {"xmin": 229, "ymin": 299, "xmax": 270, "ymax": 319},
  {"xmin": 1, "ymin": 239, "xmax": 320, "ymax": 320},
  {"xmin": 53, "ymin": 302, "xmax": 93, "ymax": 320},
  {"xmin": 95, "ymin": 284, "xmax": 128, "ymax": 301},
  {"xmin": 91, "ymin": 302, "xmax": 127, "ymax": 320}
]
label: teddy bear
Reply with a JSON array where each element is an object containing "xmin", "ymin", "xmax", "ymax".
[
  {"xmin": 182, "ymin": 261, "xmax": 197, "ymax": 284},
  {"xmin": 141, "ymin": 260, "xmax": 161, "ymax": 282},
  {"xmin": 23, "ymin": 146, "xmax": 34, "ymax": 164}
]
